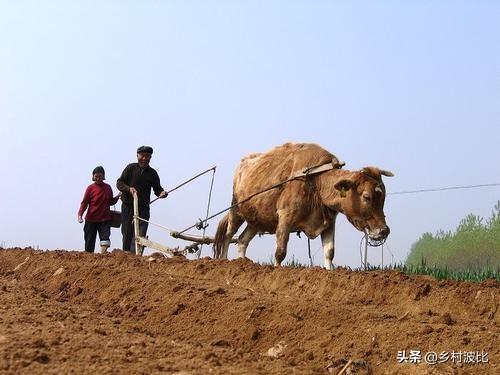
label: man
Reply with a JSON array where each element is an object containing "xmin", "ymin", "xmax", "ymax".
[
  {"xmin": 78, "ymin": 166, "xmax": 120, "ymax": 253},
  {"xmin": 117, "ymin": 146, "xmax": 168, "ymax": 253}
]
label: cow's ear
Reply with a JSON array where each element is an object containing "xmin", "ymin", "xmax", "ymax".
[{"xmin": 334, "ymin": 179, "xmax": 355, "ymax": 197}]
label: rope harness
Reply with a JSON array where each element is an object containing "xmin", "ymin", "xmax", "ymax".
[
  {"xmin": 139, "ymin": 159, "xmax": 345, "ymax": 258},
  {"xmin": 138, "ymin": 158, "xmax": 389, "ymax": 264},
  {"xmin": 141, "ymin": 159, "xmax": 396, "ymax": 264},
  {"xmin": 177, "ymin": 159, "xmax": 345, "ymax": 235}
]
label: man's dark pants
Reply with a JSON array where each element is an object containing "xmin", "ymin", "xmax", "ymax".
[{"xmin": 121, "ymin": 203, "xmax": 150, "ymax": 253}]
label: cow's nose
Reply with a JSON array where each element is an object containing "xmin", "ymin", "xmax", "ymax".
[{"xmin": 380, "ymin": 225, "xmax": 390, "ymax": 238}]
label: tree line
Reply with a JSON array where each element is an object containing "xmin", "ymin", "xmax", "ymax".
[{"xmin": 406, "ymin": 201, "xmax": 500, "ymax": 272}]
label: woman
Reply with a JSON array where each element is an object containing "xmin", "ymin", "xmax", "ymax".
[{"xmin": 78, "ymin": 166, "xmax": 120, "ymax": 253}]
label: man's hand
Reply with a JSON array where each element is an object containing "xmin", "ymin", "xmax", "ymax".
[
  {"xmin": 129, "ymin": 187, "xmax": 138, "ymax": 195},
  {"xmin": 78, "ymin": 216, "xmax": 83, "ymax": 223},
  {"xmin": 159, "ymin": 190, "xmax": 168, "ymax": 199}
]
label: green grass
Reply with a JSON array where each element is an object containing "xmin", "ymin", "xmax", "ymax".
[
  {"xmin": 367, "ymin": 261, "xmax": 499, "ymax": 282},
  {"xmin": 259, "ymin": 257, "xmax": 499, "ymax": 282},
  {"xmin": 260, "ymin": 254, "xmax": 306, "ymax": 268}
]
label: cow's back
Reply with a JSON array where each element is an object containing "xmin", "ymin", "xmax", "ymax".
[{"xmin": 232, "ymin": 143, "xmax": 335, "ymax": 231}]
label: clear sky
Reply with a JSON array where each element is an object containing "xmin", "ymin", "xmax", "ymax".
[{"xmin": 1, "ymin": 1, "xmax": 499, "ymax": 267}]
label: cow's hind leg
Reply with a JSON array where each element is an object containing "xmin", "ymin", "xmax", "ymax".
[
  {"xmin": 320, "ymin": 213, "xmax": 338, "ymax": 270},
  {"xmin": 222, "ymin": 211, "xmax": 244, "ymax": 259},
  {"xmin": 238, "ymin": 225, "xmax": 257, "ymax": 259}
]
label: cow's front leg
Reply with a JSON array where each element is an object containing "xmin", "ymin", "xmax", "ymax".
[{"xmin": 320, "ymin": 213, "xmax": 338, "ymax": 270}]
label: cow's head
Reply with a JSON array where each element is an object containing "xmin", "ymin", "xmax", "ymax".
[{"xmin": 334, "ymin": 167, "xmax": 394, "ymax": 241}]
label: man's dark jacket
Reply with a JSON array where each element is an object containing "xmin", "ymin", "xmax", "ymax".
[{"xmin": 117, "ymin": 163, "xmax": 164, "ymax": 207}]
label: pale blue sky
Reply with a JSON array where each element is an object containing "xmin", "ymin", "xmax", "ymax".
[{"xmin": 1, "ymin": 1, "xmax": 499, "ymax": 267}]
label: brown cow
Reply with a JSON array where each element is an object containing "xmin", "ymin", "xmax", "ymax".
[{"xmin": 213, "ymin": 143, "xmax": 394, "ymax": 269}]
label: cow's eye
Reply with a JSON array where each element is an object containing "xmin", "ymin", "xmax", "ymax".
[{"xmin": 363, "ymin": 194, "xmax": 372, "ymax": 202}]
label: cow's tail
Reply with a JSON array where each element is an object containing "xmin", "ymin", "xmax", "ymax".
[{"xmin": 213, "ymin": 213, "xmax": 230, "ymax": 259}]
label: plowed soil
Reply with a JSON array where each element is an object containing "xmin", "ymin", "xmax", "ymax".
[{"xmin": 0, "ymin": 248, "xmax": 498, "ymax": 374}]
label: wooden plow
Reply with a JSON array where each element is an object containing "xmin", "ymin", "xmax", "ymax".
[{"xmin": 131, "ymin": 194, "xmax": 237, "ymax": 258}]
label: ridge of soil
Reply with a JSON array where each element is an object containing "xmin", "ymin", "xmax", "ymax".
[{"xmin": 0, "ymin": 248, "xmax": 498, "ymax": 374}]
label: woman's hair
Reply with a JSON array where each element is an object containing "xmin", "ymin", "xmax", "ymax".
[{"xmin": 92, "ymin": 166, "xmax": 105, "ymax": 180}]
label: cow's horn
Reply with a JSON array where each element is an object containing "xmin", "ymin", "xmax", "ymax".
[
  {"xmin": 335, "ymin": 161, "xmax": 346, "ymax": 169},
  {"xmin": 380, "ymin": 170, "xmax": 394, "ymax": 177}
]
